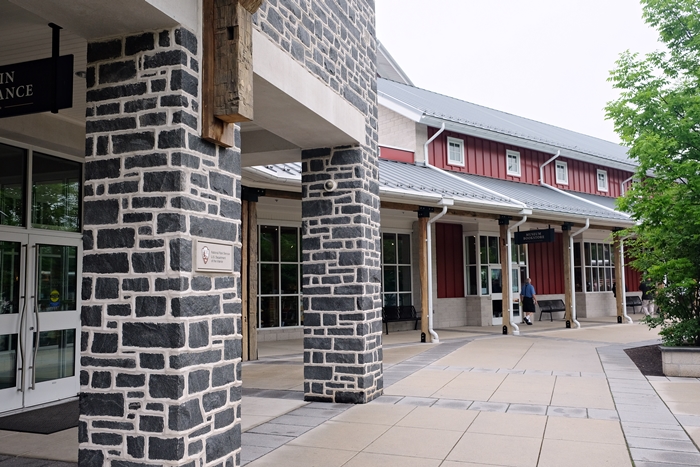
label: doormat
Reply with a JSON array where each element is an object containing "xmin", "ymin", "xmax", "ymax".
[{"xmin": 0, "ymin": 400, "xmax": 79, "ymax": 434}]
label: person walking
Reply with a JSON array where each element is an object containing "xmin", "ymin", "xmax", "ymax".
[
  {"xmin": 639, "ymin": 278, "xmax": 655, "ymax": 316},
  {"xmin": 520, "ymin": 277, "xmax": 537, "ymax": 325}
]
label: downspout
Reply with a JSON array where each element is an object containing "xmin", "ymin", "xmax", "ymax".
[
  {"xmin": 426, "ymin": 198, "xmax": 454, "ymax": 343},
  {"xmin": 507, "ymin": 215, "xmax": 528, "ymax": 335},
  {"xmin": 569, "ymin": 219, "xmax": 589, "ymax": 328},
  {"xmin": 423, "ymin": 124, "xmax": 528, "ymax": 210},
  {"xmin": 539, "ymin": 151, "xmax": 631, "ymax": 219},
  {"xmin": 619, "ymin": 234, "xmax": 634, "ymax": 324},
  {"xmin": 620, "ymin": 175, "xmax": 634, "ymax": 196}
]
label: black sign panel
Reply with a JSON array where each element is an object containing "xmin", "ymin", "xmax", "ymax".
[
  {"xmin": 0, "ymin": 55, "xmax": 73, "ymax": 119},
  {"xmin": 514, "ymin": 228, "xmax": 555, "ymax": 245}
]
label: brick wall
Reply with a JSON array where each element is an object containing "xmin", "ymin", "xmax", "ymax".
[{"xmin": 80, "ymin": 27, "xmax": 243, "ymax": 467}]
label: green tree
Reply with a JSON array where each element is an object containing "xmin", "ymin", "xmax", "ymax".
[{"xmin": 606, "ymin": 0, "xmax": 700, "ymax": 346}]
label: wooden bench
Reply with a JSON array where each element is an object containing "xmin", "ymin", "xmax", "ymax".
[
  {"xmin": 382, "ymin": 306, "xmax": 421, "ymax": 335},
  {"xmin": 538, "ymin": 299, "xmax": 566, "ymax": 321},
  {"xmin": 625, "ymin": 295, "xmax": 642, "ymax": 314}
]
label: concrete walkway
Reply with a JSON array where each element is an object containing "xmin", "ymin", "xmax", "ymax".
[{"xmin": 1, "ymin": 317, "xmax": 700, "ymax": 466}]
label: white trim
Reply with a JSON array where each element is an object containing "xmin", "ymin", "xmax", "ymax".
[
  {"xmin": 377, "ymin": 94, "xmax": 424, "ymax": 123},
  {"xmin": 596, "ymin": 169, "xmax": 608, "ymax": 192},
  {"xmin": 506, "ymin": 149, "xmax": 521, "ymax": 177},
  {"xmin": 446, "ymin": 137, "xmax": 465, "ymax": 167},
  {"xmin": 555, "ymin": 160, "xmax": 569, "ymax": 185}
]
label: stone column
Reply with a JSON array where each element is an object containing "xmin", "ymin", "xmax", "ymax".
[
  {"xmin": 80, "ymin": 28, "xmax": 243, "ymax": 466},
  {"xmin": 301, "ymin": 146, "xmax": 383, "ymax": 404}
]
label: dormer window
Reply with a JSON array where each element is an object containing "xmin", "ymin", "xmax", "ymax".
[
  {"xmin": 555, "ymin": 160, "xmax": 568, "ymax": 185},
  {"xmin": 506, "ymin": 150, "xmax": 521, "ymax": 176},
  {"xmin": 447, "ymin": 137, "xmax": 464, "ymax": 166},
  {"xmin": 597, "ymin": 169, "xmax": 608, "ymax": 192}
]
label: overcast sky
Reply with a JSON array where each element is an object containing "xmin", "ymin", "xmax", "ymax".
[{"xmin": 375, "ymin": 0, "xmax": 662, "ymax": 144}]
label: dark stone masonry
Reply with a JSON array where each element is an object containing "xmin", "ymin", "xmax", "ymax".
[
  {"xmin": 255, "ymin": 0, "xmax": 383, "ymax": 402},
  {"xmin": 80, "ymin": 27, "xmax": 243, "ymax": 466}
]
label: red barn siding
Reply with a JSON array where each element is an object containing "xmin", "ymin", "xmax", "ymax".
[
  {"xmin": 435, "ymin": 223, "xmax": 464, "ymax": 298},
  {"xmin": 380, "ymin": 146, "xmax": 414, "ymax": 163},
  {"xmin": 527, "ymin": 233, "xmax": 565, "ymax": 295},
  {"xmin": 427, "ymin": 127, "xmax": 633, "ymax": 198}
]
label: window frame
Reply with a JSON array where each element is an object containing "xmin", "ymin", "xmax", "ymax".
[
  {"xmin": 555, "ymin": 160, "xmax": 568, "ymax": 185},
  {"xmin": 577, "ymin": 241, "xmax": 615, "ymax": 293},
  {"xmin": 380, "ymin": 231, "xmax": 413, "ymax": 307},
  {"xmin": 257, "ymin": 223, "xmax": 303, "ymax": 329},
  {"xmin": 446, "ymin": 137, "xmax": 465, "ymax": 167},
  {"xmin": 596, "ymin": 169, "xmax": 608, "ymax": 192},
  {"xmin": 506, "ymin": 149, "xmax": 521, "ymax": 177}
]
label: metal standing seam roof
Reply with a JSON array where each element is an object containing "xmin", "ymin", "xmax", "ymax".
[
  {"xmin": 377, "ymin": 159, "xmax": 520, "ymax": 208},
  {"xmin": 454, "ymin": 172, "xmax": 631, "ymax": 222},
  {"xmin": 245, "ymin": 160, "xmax": 630, "ymax": 222},
  {"xmin": 378, "ymin": 78, "xmax": 635, "ymax": 167}
]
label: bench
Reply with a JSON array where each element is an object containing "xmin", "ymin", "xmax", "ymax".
[
  {"xmin": 382, "ymin": 306, "xmax": 421, "ymax": 335},
  {"xmin": 538, "ymin": 299, "xmax": 566, "ymax": 321},
  {"xmin": 625, "ymin": 295, "xmax": 642, "ymax": 314}
]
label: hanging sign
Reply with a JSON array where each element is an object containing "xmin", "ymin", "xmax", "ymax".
[
  {"xmin": 195, "ymin": 239, "xmax": 234, "ymax": 273},
  {"xmin": 514, "ymin": 228, "xmax": 555, "ymax": 245},
  {"xmin": 0, "ymin": 55, "xmax": 73, "ymax": 119}
]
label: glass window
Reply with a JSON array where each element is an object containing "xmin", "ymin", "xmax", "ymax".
[
  {"xmin": 481, "ymin": 266, "xmax": 489, "ymax": 295},
  {"xmin": 465, "ymin": 236, "xmax": 478, "ymax": 296},
  {"xmin": 258, "ymin": 225, "xmax": 302, "ymax": 328},
  {"xmin": 0, "ymin": 241, "xmax": 21, "ymax": 315},
  {"xmin": 488, "ymin": 236, "xmax": 499, "ymax": 264},
  {"xmin": 381, "ymin": 233, "xmax": 412, "ymax": 307},
  {"xmin": 447, "ymin": 137, "xmax": 464, "ymax": 166},
  {"xmin": 506, "ymin": 150, "xmax": 521, "ymax": 176},
  {"xmin": 597, "ymin": 169, "xmax": 608, "ymax": 192},
  {"xmin": 32, "ymin": 153, "xmax": 81, "ymax": 232},
  {"xmin": 37, "ymin": 245, "xmax": 78, "ymax": 312},
  {"xmin": 0, "ymin": 144, "xmax": 26, "ymax": 227},
  {"xmin": 555, "ymin": 160, "xmax": 568, "ymax": 185},
  {"xmin": 581, "ymin": 241, "xmax": 615, "ymax": 293}
]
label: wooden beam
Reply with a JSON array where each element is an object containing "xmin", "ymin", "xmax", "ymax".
[
  {"xmin": 563, "ymin": 228, "xmax": 573, "ymax": 323},
  {"xmin": 263, "ymin": 189, "xmax": 302, "ymax": 201},
  {"xmin": 213, "ymin": 0, "xmax": 254, "ymax": 123},
  {"xmin": 248, "ymin": 200, "xmax": 259, "ymax": 360},
  {"xmin": 418, "ymin": 216, "xmax": 430, "ymax": 342},
  {"xmin": 201, "ymin": 0, "xmax": 235, "ymax": 147},
  {"xmin": 241, "ymin": 200, "xmax": 249, "ymax": 360},
  {"xmin": 614, "ymin": 235, "xmax": 625, "ymax": 321}
]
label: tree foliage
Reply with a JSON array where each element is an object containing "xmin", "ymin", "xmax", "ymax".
[{"xmin": 606, "ymin": 0, "xmax": 700, "ymax": 346}]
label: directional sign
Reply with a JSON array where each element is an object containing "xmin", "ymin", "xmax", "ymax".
[{"xmin": 514, "ymin": 228, "xmax": 555, "ymax": 245}]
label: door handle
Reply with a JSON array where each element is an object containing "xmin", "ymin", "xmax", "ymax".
[
  {"xmin": 17, "ymin": 245, "xmax": 28, "ymax": 393},
  {"xmin": 30, "ymin": 245, "xmax": 39, "ymax": 390}
]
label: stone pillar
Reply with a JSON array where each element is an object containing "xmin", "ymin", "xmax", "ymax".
[
  {"xmin": 301, "ymin": 146, "xmax": 383, "ymax": 404},
  {"xmin": 80, "ymin": 28, "xmax": 243, "ymax": 466}
]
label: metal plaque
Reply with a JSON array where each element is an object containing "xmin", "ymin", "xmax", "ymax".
[{"xmin": 194, "ymin": 239, "xmax": 234, "ymax": 273}]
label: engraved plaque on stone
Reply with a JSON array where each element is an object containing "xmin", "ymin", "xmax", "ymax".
[{"xmin": 195, "ymin": 239, "xmax": 234, "ymax": 273}]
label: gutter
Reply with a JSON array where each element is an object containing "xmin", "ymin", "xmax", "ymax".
[
  {"xmin": 422, "ymin": 124, "xmax": 529, "ymax": 212},
  {"xmin": 621, "ymin": 175, "xmax": 635, "ymax": 196},
  {"xmin": 507, "ymin": 215, "xmax": 528, "ymax": 335},
  {"xmin": 539, "ymin": 151, "xmax": 631, "ymax": 219}
]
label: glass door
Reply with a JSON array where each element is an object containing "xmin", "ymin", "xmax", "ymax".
[
  {"xmin": 23, "ymin": 235, "xmax": 80, "ymax": 407},
  {"xmin": 491, "ymin": 266, "xmax": 503, "ymax": 325},
  {"xmin": 0, "ymin": 234, "xmax": 26, "ymax": 413},
  {"xmin": 0, "ymin": 234, "xmax": 80, "ymax": 411}
]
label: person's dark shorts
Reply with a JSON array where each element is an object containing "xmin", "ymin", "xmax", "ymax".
[{"xmin": 523, "ymin": 296, "xmax": 536, "ymax": 312}]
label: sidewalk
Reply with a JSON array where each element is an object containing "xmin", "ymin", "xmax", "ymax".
[{"xmin": 2, "ymin": 317, "xmax": 699, "ymax": 466}]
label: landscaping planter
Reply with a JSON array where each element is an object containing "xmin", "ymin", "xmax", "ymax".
[{"xmin": 660, "ymin": 346, "xmax": 700, "ymax": 377}]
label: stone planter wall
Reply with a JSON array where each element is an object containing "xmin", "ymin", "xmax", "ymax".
[{"xmin": 661, "ymin": 346, "xmax": 700, "ymax": 377}]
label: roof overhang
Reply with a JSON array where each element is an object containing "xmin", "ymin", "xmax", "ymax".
[{"xmin": 378, "ymin": 92, "xmax": 637, "ymax": 173}]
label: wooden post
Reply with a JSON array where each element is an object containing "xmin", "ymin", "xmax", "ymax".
[
  {"xmin": 500, "ymin": 221, "xmax": 511, "ymax": 334},
  {"xmin": 241, "ymin": 200, "xmax": 249, "ymax": 360},
  {"xmin": 614, "ymin": 234, "xmax": 625, "ymax": 322},
  {"xmin": 247, "ymin": 200, "xmax": 258, "ymax": 360},
  {"xmin": 418, "ymin": 216, "xmax": 430, "ymax": 342},
  {"xmin": 201, "ymin": 0, "xmax": 263, "ymax": 146},
  {"xmin": 563, "ymin": 227, "xmax": 573, "ymax": 323}
]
